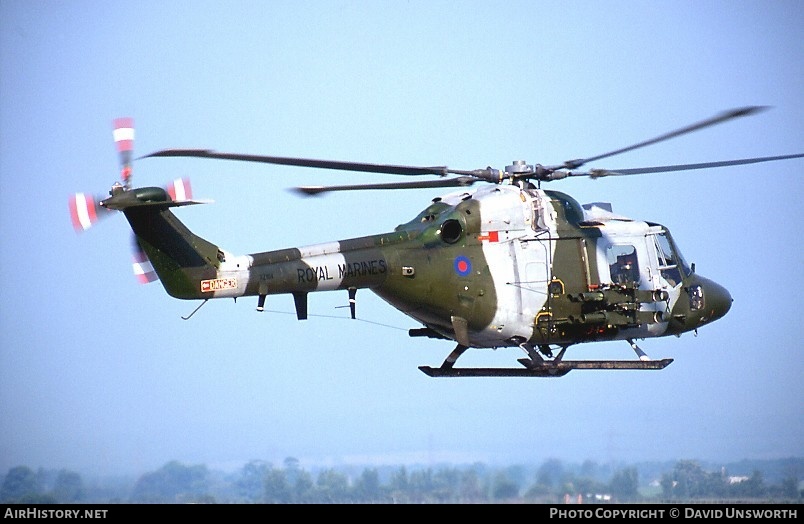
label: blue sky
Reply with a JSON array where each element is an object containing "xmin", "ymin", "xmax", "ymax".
[{"xmin": 1, "ymin": 0, "xmax": 802, "ymax": 476}]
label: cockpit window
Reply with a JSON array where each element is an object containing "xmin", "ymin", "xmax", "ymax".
[
  {"xmin": 651, "ymin": 231, "xmax": 690, "ymax": 286},
  {"xmin": 607, "ymin": 245, "xmax": 640, "ymax": 284}
]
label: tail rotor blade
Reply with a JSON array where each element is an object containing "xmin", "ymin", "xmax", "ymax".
[
  {"xmin": 69, "ymin": 192, "xmax": 114, "ymax": 232},
  {"xmin": 132, "ymin": 236, "xmax": 158, "ymax": 284},
  {"xmin": 69, "ymin": 193, "xmax": 98, "ymax": 231},
  {"xmin": 166, "ymin": 178, "xmax": 193, "ymax": 202},
  {"xmin": 113, "ymin": 117, "xmax": 135, "ymax": 187}
]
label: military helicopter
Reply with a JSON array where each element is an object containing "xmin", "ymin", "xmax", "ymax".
[{"xmin": 70, "ymin": 108, "xmax": 803, "ymax": 377}]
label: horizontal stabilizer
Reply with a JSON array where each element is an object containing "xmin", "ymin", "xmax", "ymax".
[{"xmin": 99, "ymin": 183, "xmax": 212, "ymax": 211}]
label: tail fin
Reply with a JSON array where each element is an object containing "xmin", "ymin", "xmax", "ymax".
[{"xmin": 103, "ymin": 186, "xmax": 221, "ymax": 299}]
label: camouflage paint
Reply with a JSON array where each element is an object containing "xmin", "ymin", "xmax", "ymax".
[{"xmin": 112, "ymin": 182, "xmax": 731, "ymax": 351}]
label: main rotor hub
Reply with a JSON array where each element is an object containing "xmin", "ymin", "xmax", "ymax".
[{"xmin": 505, "ymin": 160, "xmax": 534, "ymax": 175}]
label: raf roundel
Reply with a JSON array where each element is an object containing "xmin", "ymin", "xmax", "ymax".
[{"xmin": 454, "ymin": 255, "xmax": 472, "ymax": 277}]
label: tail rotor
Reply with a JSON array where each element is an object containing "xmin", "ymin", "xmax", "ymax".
[
  {"xmin": 69, "ymin": 117, "xmax": 138, "ymax": 232},
  {"xmin": 70, "ymin": 117, "xmax": 201, "ymax": 285}
]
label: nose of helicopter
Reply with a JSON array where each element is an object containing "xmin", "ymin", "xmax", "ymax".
[{"xmin": 700, "ymin": 276, "xmax": 733, "ymax": 323}]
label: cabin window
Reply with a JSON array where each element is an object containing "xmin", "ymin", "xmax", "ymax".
[{"xmin": 607, "ymin": 245, "xmax": 640, "ymax": 284}]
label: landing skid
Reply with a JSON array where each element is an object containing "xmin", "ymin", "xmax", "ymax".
[
  {"xmin": 418, "ymin": 339, "xmax": 673, "ymax": 378},
  {"xmin": 419, "ymin": 358, "xmax": 673, "ymax": 377}
]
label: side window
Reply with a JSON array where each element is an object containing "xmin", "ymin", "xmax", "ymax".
[
  {"xmin": 652, "ymin": 232, "xmax": 682, "ymax": 287},
  {"xmin": 607, "ymin": 245, "xmax": 640, "ymax": 284}
]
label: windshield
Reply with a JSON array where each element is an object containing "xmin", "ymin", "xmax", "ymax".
[{"xmin": 651, "ymin": 229, "xmax": 691, "ymax": 286}]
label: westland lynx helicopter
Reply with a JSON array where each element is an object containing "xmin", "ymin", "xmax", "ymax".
[{"xmin": 70, "ymin": 109, "xmax": 804, "ymax": 377}]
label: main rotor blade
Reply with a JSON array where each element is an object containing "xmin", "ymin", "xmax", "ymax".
[
  {"xmin": 557, "ymin": 106, "xmax": 769, "ymax": 171},
  {"xmin": 583, "ymin": 153, "xmax": 804, "ymax": 178},
  {"xmin": 291, "ymin": 176, "xmax": 480, "ymax": 196},
  {"xmin": 142, "ymin": 149, "xmax": 453, "ymax": 177}
]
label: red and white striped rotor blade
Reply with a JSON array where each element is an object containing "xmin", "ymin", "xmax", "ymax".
[
  {"xmin": 113, "ymin": 117, "xmax": 135, "ymax": 185},
  {"xmin": 132, "ymin": 237, "xmax": 158, "ymax": 284},
  {"xmin": 166, "ymin": 178, "xmax": 192, "ymax": 202},
  {"xmin": 69, "ymin": 193, "xmax": 113, "ymax": 232}
]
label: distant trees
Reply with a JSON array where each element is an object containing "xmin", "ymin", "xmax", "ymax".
[
  {"xmin": 661, "ymin": 459, "xmax": 716, "ymax": 499},
  {"xmin": 258, "ymin": 462, "xmax": 520, "ymax": 503},
  {"xmin": 233, "ymin": 460, "xmax": 269, "ymax": 502},
  {"xmin": 608, "ymin": 467, "xmax": 639, "ymax": 501},
  {"xmin": 2, "ymin": 457, "xmax": 800, "ymax": 503},
  {"xmin": 0, "ymin": 466, "xmax": 83, "ymax": 503},
  {"xmin": 313, "ymin": 469, "xmax": 350, "ymax": 503},
  {"xmin": 51, "ymin": 469, "xmax": 84, "ymax": 502},
  {"xmin": 779, "ymin": 475, "xmax": 800, "ymax": 500},
  {"xmin": 660, "ymin": 460, "xmax": 781, "ymax": 501},
  {"xmin": 261, "ymin": 465, "xmax": 291, "ymax": 503},
  {"xmin": 0, "ymin": 466, "xmax": 42, "ymax": 503},
  {"xmin": 536, "ymin": 457, "xmax": 565, "ymax": 490},
  {"xmin": 352, "ymin": 468, "xmax": 382, "ymax": 502},
  {"xmin": 130, "ymin": 461, "xmax": 211, "ymax": 503}
]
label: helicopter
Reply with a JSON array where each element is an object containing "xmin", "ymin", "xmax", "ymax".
[{"xmin": 70, "ymin": 108, "xmax": 804, "ymax": 377}]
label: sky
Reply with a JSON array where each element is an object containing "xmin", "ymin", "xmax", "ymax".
[{"xmin": 1, "ymin": 0, "xmax": 802, "ymax": 478}]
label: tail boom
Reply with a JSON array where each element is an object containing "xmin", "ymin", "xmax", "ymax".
[{"xmin": 107, "ymin": 186, "xmax": 396, "ymax": 308}]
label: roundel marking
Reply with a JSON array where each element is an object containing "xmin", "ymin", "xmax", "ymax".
[{"xmin": 454, "ymin": 255, "xmax": 472, "ymax": 277}]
